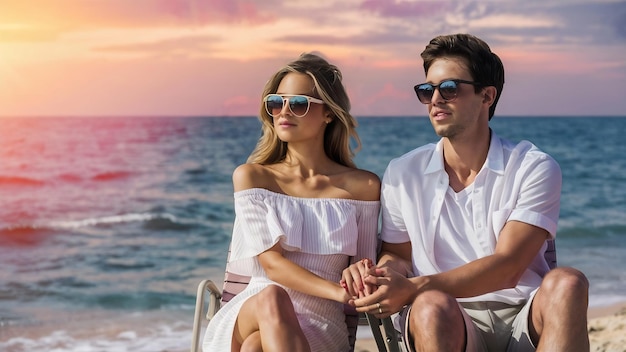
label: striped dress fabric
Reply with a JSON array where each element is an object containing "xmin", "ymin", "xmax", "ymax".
[{"xmin": 203, "ymin": 188, "xmax": 380, "ymax": 352}]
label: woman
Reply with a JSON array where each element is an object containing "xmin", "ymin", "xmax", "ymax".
[{"xmin": 203, "ymin": 53, "xmax": 380, "ymax": 351}]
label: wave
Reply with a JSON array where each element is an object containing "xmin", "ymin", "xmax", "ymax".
[
  {"xmin": 0, "ymin": 213, "xmax": 199, "ymax": 233},
  {"xmin": 47, "ymin": 213, "xmax": 176, "ymax": 229},
  {"xmin": 558, "ymin": 224, "xmax": 626, "ymax": 240},
  {"xmin": 0, "ymin": 176, "xmax": 45, "ymax": 187},
  {"xmin": 0, "ymin": 171, "xmax": 133, "ymax": 188},
  {"xmin": 0, "ymin": 310, "xmax": 193, "ymax": 352},
  {"xmin": 91, "ymin": 171, "xmax": 133, "ymax": 182}
]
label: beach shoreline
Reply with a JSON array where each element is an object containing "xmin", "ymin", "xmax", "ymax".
[
  {"xmin": 355, "ymin": 302, "xmax": 626, "ymax": 352},
  {"xmin": 0, "ymin": 302, "xmax": 625, "ymax": 351}
]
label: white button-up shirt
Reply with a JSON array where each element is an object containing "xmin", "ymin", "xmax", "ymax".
[{"xmin": 380, "ymin": 131, "xmax": 562, "ymax": 304}]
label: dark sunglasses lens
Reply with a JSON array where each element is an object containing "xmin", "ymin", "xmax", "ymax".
[
  {"xmin": 289, "ymin": 96, "xmax": 309, "ymax": 116},
  {"xmin": 438, "ymin": 80, "xmax": 458, "ymax": 100},
  {"xmin": 416, "ymin": 84, "xmax": 434, "ymax": 103},
  {"xmin": 265, "ymin": 95, "xmax": 284, "ymax": 116}
]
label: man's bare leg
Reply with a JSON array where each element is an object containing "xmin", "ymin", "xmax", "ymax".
[
  {"xmin": 409, "ymin": 290, "xmax": 466, "ymax": 352},
  {"xmin": 530, "ymin": 267, "xmax": 590, "ymax": 352}
]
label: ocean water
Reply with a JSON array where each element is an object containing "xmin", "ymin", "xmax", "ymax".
[{"xmin": 0, "ymin": 116, "xmax": 624, "ymax": 351}]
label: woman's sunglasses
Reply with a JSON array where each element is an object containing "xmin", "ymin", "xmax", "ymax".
[
  {"xmin": 413, "ymin": 79, "xmax": 482, "ymax": 104},
  {"xmin": 263, "ymin": 94, "xmax": 325, "ymax": 118}
]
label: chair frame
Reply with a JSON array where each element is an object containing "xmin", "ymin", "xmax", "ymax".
[{"xmin": 191, "ymin": 279, "xmax": 221, "ymax": 352}]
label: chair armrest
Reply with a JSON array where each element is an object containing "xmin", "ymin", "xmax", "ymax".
[
  {"xmin": 191, "ymin": 280, "xmax": 222, "ymax": 352},
  {"xmin": 205, "ymin": 280, "xmax": 222, "ymax": 320}
]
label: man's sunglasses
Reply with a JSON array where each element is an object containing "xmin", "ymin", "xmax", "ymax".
[
  {"xmin": 413, "ymin": 79, "xmax": 482, "ymax": 104},
  {"xmin": 263, "ymin": 94, "xmax": 325, "ymax": 118}
]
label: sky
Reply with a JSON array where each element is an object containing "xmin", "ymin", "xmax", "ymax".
[{"xmin": 1, "ymin": 0, "xmax": 625, "ymax": 117}]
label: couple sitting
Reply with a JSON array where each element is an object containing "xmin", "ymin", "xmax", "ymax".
[{"xmin": 203, "ymin": 33, "xmax": 589, "ymax": 352}]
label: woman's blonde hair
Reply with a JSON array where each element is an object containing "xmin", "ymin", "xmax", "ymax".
[{"xmin": 247, "ymin": 52, "xmax": 360, "ymax": 168}]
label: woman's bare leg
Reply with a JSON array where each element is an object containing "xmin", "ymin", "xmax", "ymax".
[
  {"xmin": 239, "ymin": 331, "xmax": 261, "ymax": 352},
  {"xmin": 234, "ymin": 285, "xmax": 310, "ymax": 352}
]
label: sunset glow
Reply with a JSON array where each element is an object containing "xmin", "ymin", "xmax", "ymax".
[{"xmin": 1, "ymin": 0, "xmax": 625, "ymax": 117}]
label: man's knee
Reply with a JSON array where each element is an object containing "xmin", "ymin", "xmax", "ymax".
[
  {"xmin": 541, "ymin": 267, "xmax": 589, "ymax": 300},
  {"xmin": 407, "ymin": 291, "xmax": 466, "ymax": 350},
  {"xmin": 409, "ymin": 290, "xmax": 462, "ymax": 328}
]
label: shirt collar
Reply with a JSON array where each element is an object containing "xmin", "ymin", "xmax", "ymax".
[
  {"xmin": 485, "ymin": 129, "xmax": 505, "ymax": 175},
  {"xmin": 424, "ymin": 129, "xmax": 505, "ymax": 175}
]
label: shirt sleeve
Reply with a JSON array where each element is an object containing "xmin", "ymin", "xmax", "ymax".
[
  {"xmin": 508, "ymin": 147, "xmax": 562, "ymax": 238},
  {"xmin": 380, "ymin": 164, "xmax": 411, "ymax": 244}
]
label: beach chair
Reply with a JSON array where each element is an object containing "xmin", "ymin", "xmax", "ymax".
[
  {"xmin": 365, "ymin": 239, "xmax": 559, "ymax": 352},
  {"xmin": 191, "ymin": 270, "xmax": 366, "ymax": 352}
]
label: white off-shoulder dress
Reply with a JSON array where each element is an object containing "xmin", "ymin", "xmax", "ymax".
[{"xmin": 203, "ymin": 188, "xmax": 380, "ymax": 352}]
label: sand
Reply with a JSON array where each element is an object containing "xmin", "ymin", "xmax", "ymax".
[
  {"xmin": 588, "ymin": 303, "xmax": 626, "ymax": 352},
  {"xmin": 1, "ymin": 303, "xmax": 624, "ymax": 351},
  {"xmin": 354, "ymin": 302, "xmax": 626, "ymax": 352}
]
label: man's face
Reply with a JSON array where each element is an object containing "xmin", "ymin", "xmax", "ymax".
[{"xmin": 424, "ymin": 57, "xmax": 486, "ymax": 139}]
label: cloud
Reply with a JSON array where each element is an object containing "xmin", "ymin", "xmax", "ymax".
[
  {"xmin": 469, "ymin": 15, "xmax": 559, "ymax": 29},
  {"xmin": 360, "ymin": 0, "xmax": 450, "ymax": 18},
  {"xmin": 1, "ymin": 0, "xmax": 625, "ymax": 116},
  {"xmin": 358, "ymin": 83, "xmax": 413, "ymax": 115},
  {"xmin": 0, "ymin": 0, "xmax": 276, "ymax": 42},
  {"xmin": 465, "ymin": 1, "xmax": 626, "ymax": 46},
  {"xmin": 616, "ymin": 12, "xmax": 626, "ymax": 40},
  {"xmin": 157, "ymin": 0, "xmax": 276, "ymax": 26},
  {"xmin": 0, "ymin": 24, "xmax": 62, "ymax": 42},
  {"xmin": 221, "ymin": 95, "xmax": 259, "ymax": 116},
  {"xmin": 275, "ymin": 31, "xmax": 418, "ymax": 46},
  {"xmin": 94, "ymin": 35, "xmax": 220, "ymax": 57},
  {"xmin": 356, "ymin": 0, "xmax": 626, "ymax": 48}
]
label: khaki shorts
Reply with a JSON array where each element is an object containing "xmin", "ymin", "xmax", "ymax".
[{"xmin": 397, "ymin": 290, "xmax": 538, "ymax": 352}]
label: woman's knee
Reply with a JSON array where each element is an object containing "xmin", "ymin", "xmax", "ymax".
[{"xmin": 256, "ymin": 285, "xmax": 295, "ymax": 317}]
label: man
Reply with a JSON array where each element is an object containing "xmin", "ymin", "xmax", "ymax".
[{"xmin": 351, "ymin": 34, "xmax": 589, "ymax": 351}]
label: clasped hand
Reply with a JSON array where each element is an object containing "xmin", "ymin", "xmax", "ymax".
[{"xmin": 340, "ymin": 259, "xmax": 413, "ymax": 318}]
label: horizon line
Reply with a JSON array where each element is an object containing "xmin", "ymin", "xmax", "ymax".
[{"xmin": 1, "ymin": 114, "xmax": 626, "ymax": 119}]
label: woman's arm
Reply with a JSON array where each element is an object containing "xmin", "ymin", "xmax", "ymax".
[{"xmin": 258, "ymin": 243, "xmax": 350, "ymax": 303}]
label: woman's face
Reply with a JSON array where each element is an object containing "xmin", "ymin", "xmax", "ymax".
[{"xmin": 271, "ymin": 72, "xmax": 329, "ymax": 144}]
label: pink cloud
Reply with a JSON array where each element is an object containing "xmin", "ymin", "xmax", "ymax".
[
  {"xmin": 0, "ymin": 0, "xmax": 276, "ymax": 34},
  {"xmin": 222, "ymin": 95, "xmax": 260, "ymax": 116},
  {"xmin": 360, "ymin": 0, "xmax": 449, "ymax": 18},
  {"xmin": 94, "ymin": 35, "xmax": 219, "ymax": 56},
  {"xmin": 370, "ymin": 59, "xmax": 417, "ymax": 69},
  {"xmin": 356, "ymin": 83, "xmax": 414, "ymax": 116},
  {"xmin": 158, "ymin": 0, "xmax": 275, "ymax": 25},
  {"xmin": 369, "ymin": 83, "xmax": 412, "ymax": 100}
]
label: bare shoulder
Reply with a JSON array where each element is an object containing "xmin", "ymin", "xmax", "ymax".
[
  {"xmin": 232, "ymin": 163, "xmax": 274, "ymax": 192},
  {"xmin": 343, "ymin": 168, "xmax": 381, "ymax": 201}
]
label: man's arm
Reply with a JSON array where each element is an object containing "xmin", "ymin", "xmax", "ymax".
[
  {"xmin": 377, "ymin": 241, "xmax": 413, "ymax": 277},
  {"xmin": 417, "ymin": 220, "xmax": 549, "ymax": 298},
  {"xmin": 354, "ymin": 221, "xmax": 548, "ymax": 315}
]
